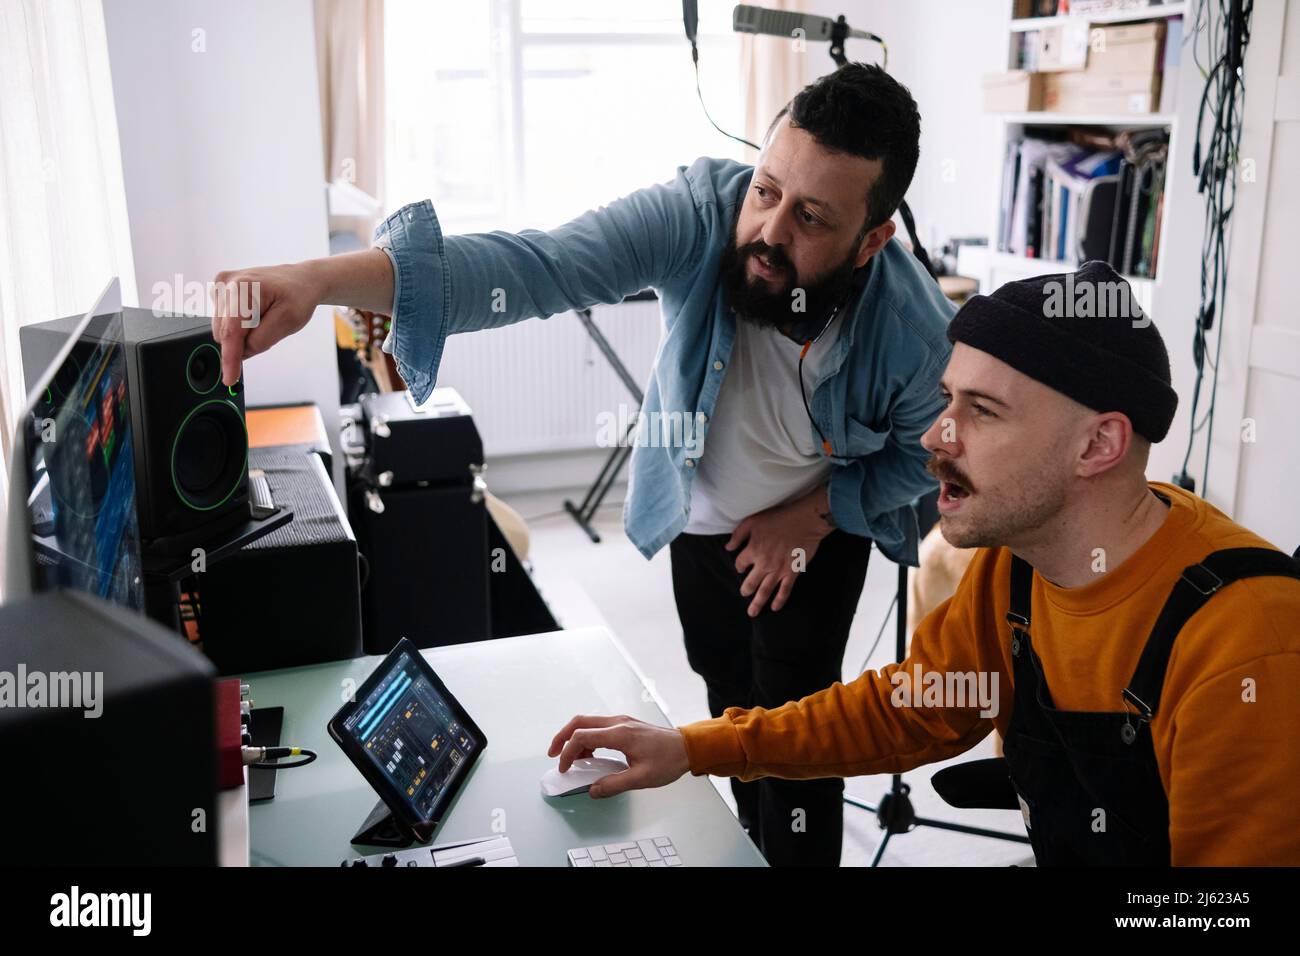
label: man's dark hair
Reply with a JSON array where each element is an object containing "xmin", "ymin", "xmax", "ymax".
[{"xmin": 767, "ymin": 63, "xmax": 921, "ymax": 233}]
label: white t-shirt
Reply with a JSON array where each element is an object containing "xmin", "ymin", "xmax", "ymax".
[{"xmin": 684, "ymin": 315, "xmax": 842, "ymax": 535}]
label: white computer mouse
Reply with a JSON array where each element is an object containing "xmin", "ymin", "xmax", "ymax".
[{"xmin": 540, "ymin": 756, "xmax": 630, "ymax": 797}]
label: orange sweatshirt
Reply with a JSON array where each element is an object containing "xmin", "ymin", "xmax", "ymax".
[{"xmin": 679, "ymin": 483, "xmax": 1300, "ymax": 865}]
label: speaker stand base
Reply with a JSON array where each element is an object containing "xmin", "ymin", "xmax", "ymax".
[{"xmin": 141, "ymin": 506, "xmax": 293, "ymax": 631}]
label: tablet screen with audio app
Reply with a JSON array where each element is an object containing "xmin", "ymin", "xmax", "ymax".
[{"xmin": 329, "ymin": 638, "xmax": 486, "ymax": 840}]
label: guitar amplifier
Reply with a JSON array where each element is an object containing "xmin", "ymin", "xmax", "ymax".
[
  {"xmin": 350, "ymin": 481, "xmax": 491, "ymax": 654},
  {"xmin": 361, "ymin": 389, "xmax": 482, "ymax": 487},
  {"xmin": 349, "ymin": 387, "xmax": 490, "ymax": 654},
  {"xmin": 195, "ymin": 447, "xmax": 362, "ymax": 674}
]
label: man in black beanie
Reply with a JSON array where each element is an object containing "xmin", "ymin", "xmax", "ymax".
[
  {"xmin": 548, "ymin": 262, "xmax": 1300, "ymax": 866},
  {"xmin": 927, "ymin": 259, "xmax": 1178, "ymax": 552}
]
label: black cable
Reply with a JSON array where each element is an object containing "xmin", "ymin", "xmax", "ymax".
[
  {"xmin": 1200, "ymin": 5, "xmax": 1248, "ymax": 490},
  {"xmin": 521, "ymin": 500, "xmax": 625, "ymax": 524},
  {"xmin": 796, "ymin": 294, "xmax": 848, "ymax": 456},
  {"xmin": 245, "ymin": 746, "xmax": 317, "ymax": 770},
  {"xmin": 688, "ymin": 22, "xmax": 884, "ymax": 153},
  {"xmin": 797, "ymin": 344, "xmax": 832, "ymax": 456},
  {"xmin": 897, "ymin": 199, "xmax": 934, "ymax": 277},
  {"xmin": 1176, "ymin": 0, "xmax": 1251, "ymax": 494},
  {"xmin": 865, "ymin": 34, "xmax": 889, "ymax": 71},
  {"xmin": 691, "ymin": 43, "xmax": 759, "ymax": 151},
  {"xmin": 858, "ymin": 590, "xmax": 898, "ymax": 676}
]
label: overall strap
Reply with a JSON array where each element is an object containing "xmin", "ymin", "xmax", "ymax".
[
  {"xmin": 1123, "ymin": 547, "xmax": 1300, "ymax": 723},
  {"xmin": 1006, "ymin": 554, "xmax": 1035, "ymax": 633}
]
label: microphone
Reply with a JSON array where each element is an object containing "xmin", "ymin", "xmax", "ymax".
[{"xmin": 732, "ymin": 4, "xmax": 876, "ymax": 42}]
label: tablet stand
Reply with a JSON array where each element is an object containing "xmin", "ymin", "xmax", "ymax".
[{"xmin": 351, "ymin": 800, "xmax": 419, "ymax": 848}]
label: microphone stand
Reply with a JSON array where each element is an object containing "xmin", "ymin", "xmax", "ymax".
[
  {"xmin": 718, "ymin": 4, "xmax": 1019, "ymax": 864},
  {"xmin": 820, "ymin": 19, "xmax": 1027, "ymax": 861}
]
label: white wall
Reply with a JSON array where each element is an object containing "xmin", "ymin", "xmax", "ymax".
[
  {"xmin": 1137, "ymin": 11, "xmax": 1220, "ymax": 508},
  {"xmin": 100, "ymin": 0, "xmax": 340, "ymax": 491},
  {"xmin": 1218, "ymin": 0, "xmax": 1300, "ymax": 552}
]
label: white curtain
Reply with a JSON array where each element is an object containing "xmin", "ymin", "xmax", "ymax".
[
  {"xmin": 0, "ymin": 0, "xmax": 136, "ymax": 595},
  {"xmin": 314, "ymin": 0, "xmax": 386, "ymax": 242},
  {"xmin": 739, "ymin": 0, "xmax": 810, "ymax": 156}
]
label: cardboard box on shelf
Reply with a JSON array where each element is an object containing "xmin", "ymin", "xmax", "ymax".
[
  {"xmin": 1042, "ymin": 69, "xmax": 1163, "ymax": 114},
  {"xmin": 1036, "ymin": 20, "xmax": 1091, "ymax": 71},
  {"xmin": 983, "ymin": 71, "xmax": 1047, "ymax": 112},
  {"xmin": 1086, "ymin": 20, "xmax": 1167, "ymax": 74}
]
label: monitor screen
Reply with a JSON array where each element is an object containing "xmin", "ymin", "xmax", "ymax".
[
  {"xmin": 22, "ymin": 308, "xmax": 144, "ymax": 610},
  {"xmin": 341, "ymin": 647, "xmax": 479, "ymax": 821}
]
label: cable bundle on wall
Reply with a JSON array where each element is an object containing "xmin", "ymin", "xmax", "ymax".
[{"xmin": 1175, "ymin": 0, "xmax": 1253, "ymax": 494}]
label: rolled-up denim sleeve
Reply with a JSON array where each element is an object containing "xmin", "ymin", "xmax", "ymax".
[
  {"xmin": 373, "ymin": 164, "xmax": 707, "ymax": 405},
  {"xmin": 828, "ymin": 349, "xmax": 948, "ymax": 567}
]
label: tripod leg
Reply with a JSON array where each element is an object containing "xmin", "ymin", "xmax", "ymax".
[
  {"xmin": 562, "ymin": 499, "xmax": 603, "ymax": 544},
  {"xmin": 572, "ymin": 444, "xmax": 623, "ymax": 516},
  {"xmin": 911, "ymin": 813, "xmax": 1032, "ymax": 845},
  {"xmin": 870, "ymin": 827, "xmax": 893, "ymax": 867},
  {"xmin": 587, "ymin": 442, "xmax": 634, "ymax": 517},
  {"xmin": 843, "ymin": 793, "xmax": 879, "ymax": 814}
]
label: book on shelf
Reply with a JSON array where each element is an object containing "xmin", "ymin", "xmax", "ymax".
[{"xmin": 998, "ymin": 129, "xmax": 1167, "ymax": 277}]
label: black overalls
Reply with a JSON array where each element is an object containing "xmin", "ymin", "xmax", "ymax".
[{"xmin": 1000, "ymin": 521, "xmax": 1300, "ymax": 865}]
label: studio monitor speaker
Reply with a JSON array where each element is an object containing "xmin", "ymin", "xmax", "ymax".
[{"xmin": 21, "ymin": 307, "xmax": 250, "ymax": 552}]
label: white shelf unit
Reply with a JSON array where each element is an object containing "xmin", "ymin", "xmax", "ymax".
[
  {"xmin": 995, "ymin": 111, "xmax": 1175, "ymax": 126},
  {"xmin": 975, "ymin": 2, "xmax": 1185, "ymax": 300},
  {"xmin": 1008, "ymin": 1, "xmax": 1187, "ymax": 32}
]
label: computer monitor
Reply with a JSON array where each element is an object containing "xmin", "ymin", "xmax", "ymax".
[{"xmin": 2, "ymin": 278, "xmax": 144, "ymax": 610}]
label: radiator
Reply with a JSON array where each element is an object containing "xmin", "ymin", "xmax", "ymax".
[{"xmin": 431, "ymin": 299, "xmax": 664, "ymax": 456}]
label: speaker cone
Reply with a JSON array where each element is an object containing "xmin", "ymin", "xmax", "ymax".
[
  {"xmin": 171, "ymin": 399, "xmax": 247, "ymax": 511},
  {"xmin": 186, "ymin": 343, "xmax": 222, "ymax": 394}
]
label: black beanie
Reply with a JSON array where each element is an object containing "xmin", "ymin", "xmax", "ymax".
[{"xmin": 946, "ymin": 261, "xmax": 1178, "ymax": 443}]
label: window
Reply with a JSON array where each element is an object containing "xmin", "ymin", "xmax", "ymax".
[{"xmin": 384, "ymin": 0, "xmax": 745, "ymax": 233}]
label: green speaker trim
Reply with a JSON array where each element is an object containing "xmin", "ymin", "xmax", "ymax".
[{"xmin": 169, "ymin": 398, "xmax": 248, "ymax": 512}]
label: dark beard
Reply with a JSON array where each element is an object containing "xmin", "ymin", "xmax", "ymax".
[{"xmin": 720, "ymin": 222, "xmax": 860, "ymax": 331}]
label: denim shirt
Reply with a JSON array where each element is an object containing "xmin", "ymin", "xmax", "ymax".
[{"xmin": 373, "ymin": 157, "xmax": 954, "ymax": 566}]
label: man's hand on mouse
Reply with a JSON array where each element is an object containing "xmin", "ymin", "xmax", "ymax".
[{"xmin": 547, "ymin": 715, "xmax": 691, "ymax": 798}]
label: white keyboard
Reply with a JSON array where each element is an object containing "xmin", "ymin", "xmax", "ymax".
[{"xmin": 567, "ymin": 836, "xmax": 684, "ymax": 867}]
